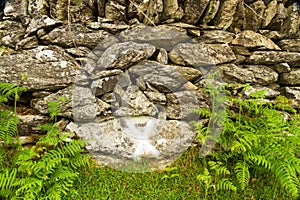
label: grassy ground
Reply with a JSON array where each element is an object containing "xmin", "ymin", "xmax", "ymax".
[{"xmin": 67, "ymin": 147, "xmax": 292, "ymax": 200}]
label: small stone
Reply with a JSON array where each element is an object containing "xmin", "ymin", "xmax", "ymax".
[
  {"xmin": 96, "ymin": 41, "xmax": 156, "ymax": 70},
  {"xmin": 243, "ymin": 86, "xmax": 280, "ymax": 98},
  {"xmin": 156, "ymin": 48, "xmax": 168, "ymax": 64},
  {"xmin": 248, "ymin": 51, "xmax": 300, "ymax": 66},
  {"xmin": 272, "ymin": 63, "xmax": 291, "ymax": 73},
  {"xmin": 220, "ymin": 64, "xmax": 278, "ymax": 85},
  {"xmin": 105, "ymin": 0, "xmax": 127, "ymax": 21},
  {"xmin": 262, "ymin": 0, "xmax": 277, "ymax": 28},
  {"xmin": 212, "ymin": 0, "xmax": 239, "ymax": 29},
  {"xmin": 182, "ymin": 0, "xmax": 210, "ymax": 24},
  {"xmin": 231, "ymin": 30, "xmax": 280, "ymax": 50},
  {"xmin": 278, "ymin": 39, "xmax": 300, "ymax": 52},
  {"xmin": 197, "ymin": 30, "xmax": 234, "ymax": 44},
  {"xmin": 280, "ymin": 69, "xmax": 300, "ymax": 85},
  {"xmin": 169, "ymin": 43, "xmax": 236, "ymax": 66}
]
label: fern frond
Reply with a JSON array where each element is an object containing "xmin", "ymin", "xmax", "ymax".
[
  {"xmin": 33, "ymin": 148, "xmax": 65, "ymax": 176},
  {"xmin": 208, "ymin": 161, "xmax": 230, "ymax": 176},
  {"xmin": 216, "ymin": 178, "xmax": 237, "ymax": 192},
  {"xmin": 0, "ymin": 168, "xmax": 17, "ymax": 190},
  {"xmin": 62, "ymin": 140, "xmax": 85, "ymax": 157},
  {"xmin": 197, "ymin": 168, "xmax": 212, "ymax": 185},
  {"xmin": 245, "ymin": 152, "xmax": 271, "ymax": 170},
  {"xmin": 14, "ymin": 177, "xmax": 42, "ymax": 198},
  {"xmin": 235, "ymin": 161, "xmax": 250, "ymax": 190},
  {"xmin": 230, "ymin": 141, "xmax": 247, "ymax": 154},
  {"xmin": 0, "ymin": 110, "xmax": 19, "ymax": 142},
  {"xmin": 0, "ymin": 82, "xmax": 26, "ymax": 105},
  {"xmin": 272, "ymin": 161, "xmax": 300, "ymax": 197}
]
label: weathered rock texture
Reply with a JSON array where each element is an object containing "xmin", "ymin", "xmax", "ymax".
[{"xmin": 0, "ymin": 0, "xmax": 299, "ymax": 171}]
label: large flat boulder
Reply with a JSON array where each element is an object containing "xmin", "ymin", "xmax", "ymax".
[
  {"xmin": 0, "ymin": 45, "xmax": 80, "ymax": 90},
  {"xmin": 66, "ymin": 117, "xmax": 196, "ymax": 171}
]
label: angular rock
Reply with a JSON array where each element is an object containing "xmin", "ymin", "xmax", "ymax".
[
  {"xmin": 0, "ymin": 46, "xmax": 80, "ymax": 90},
  {"xmin": 68, "ymin": 117, "xmax": 196, "ymax": 171},
  {"xmin": 27, "ymin": 0, "xmax": 48, "ymax": 17},
  {"xmin": 233, "ymin": 55, "xmax": 247, "ymax": 64},
  {"xmin": 156, "ymin": 48, "xmax": 168, "ymax": 64},
  {"xmin": 182, "ymin": 0, "xmax": 210, "ymax": 24},
  {"xmin": 25, "ymin": 15, "xmax": 62, "ymax": 37},
  {"xmin": 129, "ymin": 61, "xmax": 187, "ymax": 93},
  {"xmin": 279, "ymin": 87, "xmax": 300, "ymax": 107},
  {"xmin": 41, "ymin": 24, "xmax": 114, "ymax": 49},
  {"xmin": 228, "ymin": 0, "xmax": 246, "ymax": 33},
  {"xmin": 105, "ymin": 0, "xmax": 127, "ymax": 21},
  {"xmin": 66, "ymin": 47, "xmax": 92, "ymax": 57},
  {"xmin": 92, "ymin": 76, "xmax": 119, "ymax": 96},
  {"xmin": 87, "ymin": 21, "xmax": 130, "ymax": 33},
  {"xmin": 175, "ymin": 66, "xmax": 202, "ymax": 82},
  {"xmin": 119, "ymin": 25, "xmax": 189, "ymax": 51},
  {"xmin": 232, "ymin": 46, "xmax": 251, "ymax": 56},
  {"xmin": 18, "ymin": 114, "xmax": 50, "ymax": 136},
  {"xmin": 169, "ymin": 43, "xmax": 236, "ymax": 66},
  {"xmin": 243, "ymin": 86, "xmax": 280, "ymax": 98},
  {"xmin": 220, "ymin": 64, "xmax": 278, "ymax": 85},
  {"xmin": 278, "ymin": 39, "xmax": 300, "ymax": 52},
  {"xmin": 90, "ymin": 69, "xmax": 123, "ymax": 81},
  {"xmin": 144, "ymin": 91, "xmax": 167, "ymax": 104},
  {"xmin": 196, "ymin": 30, "xmax": 234, "ymax": 44},
  {"xmin": 47, "ymin": 0, "xmax": 95, "ymax": 22},
  {"xmin": 0, "ymin": 20, "xmax": 25, "ymax": 48},
  {"xmin": 113, "ymin": 85, "xmax": 158, "ymax": 117},
  {"xmin": 231, "ymin": 30, "xmax": 281, "ymax": 50},
  {"xmin": 262, "ymin": 0, "xmax": 277, "ymax": 28},
  {"xmin": 162, "ymin": 0, "xmax": 183, "ymax": 21},
  {"xmin": 280, "ymin": 69, "xmax": 300, "ymax": 85},
  {"xmin": 96, "ymin": 41, "xmax": 155, "ymax": 70},
  {"xmin": 188, "ymin": 29, "xmax": 201, "ymax": 37},
  {"xmin": 262, "ymin": 30, "xmax": 285, "ymax": 40},
  {"xmin": 168, "ymin": 22, "xmax": 199, "ymax": 29},
  {"xmin": 244, "ymin": 0, "xmax": 266, "ymax": 32},
  {"xmin": 248, "ymin": 51, "xmax": 300, "ymax": 66},
  {"xmin": 267, "ymin": 3, "xmax": 288, "ymax": 31},
  {"xmin": 143, "ymin": 0, "xmax": 163, "ymax": 25},
  {"xmin": 127, "ymin": 0, "xmax": 149, "ymax": 21},
  {"xmin": 200, "ymin": 0, "xmax": 220, "ymax": 24},
  {"xmin": 32, "ymin": 85, "xmax": 111, "ymax": 120},
  {"xmin": 271, "ymin": 63, "xmax": 291, "ymax": 73},
  {"xmin": 16, "ymin": 35, "xmax": 39, "ymax": 50},
  {"xmin": 279, "ymin": 4, "xmax": 300, "ymax": 38},
  {"xmin": 212, "ymin": 0, "xmax": 239, "ymax": 29},
  {"xmin": 3, "ymin": 0, "xmax": 29, "ymax": 20},
  {"xmin": 97, "ymin": 0, "xmax": 105, "ymax": 17},
  {"xmin": 166, "ymin": 91, "xmax": 199, "ymax": 120}
]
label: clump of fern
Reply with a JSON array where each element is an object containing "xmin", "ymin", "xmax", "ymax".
[
  {"xmin": 0, "ymin": 82, "xmax": 26, "ymax": 144},
  {"xmin": 8, "ymin": 123, "xmax": 91, "ymax": 199},
  {"xmin": 0, "ymin": 82, "xmax": 91, "ymax": 199},
  {"xmin": 195, "ymin": 85, "xmax": 300, "ymax": 198}
]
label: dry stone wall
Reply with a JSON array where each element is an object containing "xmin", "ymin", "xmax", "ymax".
[{"xmin": 0, "ymin": 0, "xmax": 299, "ymax": 170}]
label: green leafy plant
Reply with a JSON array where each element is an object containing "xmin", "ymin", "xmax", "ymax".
[
  {"xmin": 195, "ymin": 85, "xmax": 300, "ymax": 198},
  {"xmin": 47, "ymin": 96, "xmax": 67, "ymax": 122},
  {"xmin": 197, "ymin": 160, "xmax": 237, "ymax": 197},
  {"xmin": 0, "ymin": 84, "xmax": 91, "ymax": 200},
  {"xmin": 0, "ymin": 82, "xmax": 26, "ymax": 145}
]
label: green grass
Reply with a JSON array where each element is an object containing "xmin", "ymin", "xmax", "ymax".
[{"xmin": 67, "ymin": 147, "xmax": 292, "ymax": 200}]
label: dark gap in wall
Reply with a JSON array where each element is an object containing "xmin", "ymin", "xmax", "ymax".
[
  {"xmin": 149, "ymin": 49, "xmax": 160, "ymax": 61},
  {"xmin": 0, "ymin": 0, "xmax": 8, "ymax": 19},
  {"xmin": 0, "ymin": 0, "xmax": 7, "ymax": 11},
  {"xmin": 88, "ymin": 0, "xmax": 99, "ymax": 22}
]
